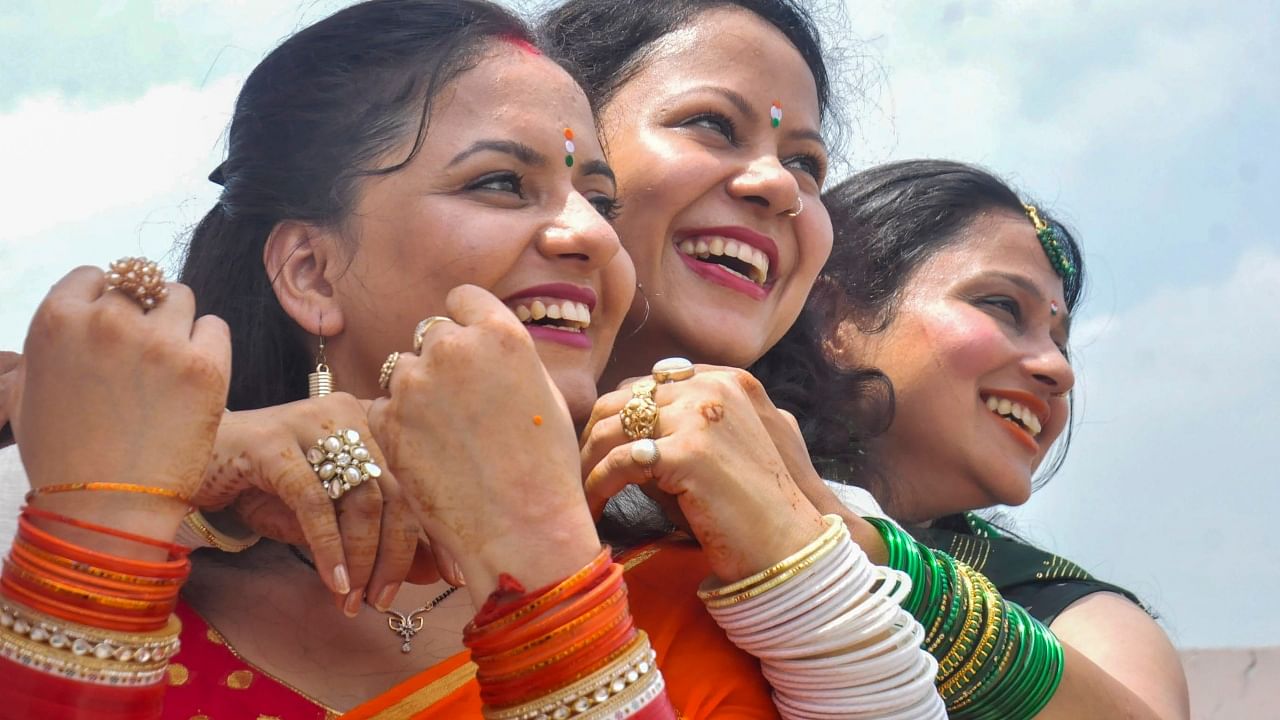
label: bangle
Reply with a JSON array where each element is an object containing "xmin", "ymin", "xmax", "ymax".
[
  {"xmin": 22, "ymin": 507, "xmax": 189, "ymax": 560},
  {"xmin": 26, "ymin": 482, "xmax": 192, "ymax": 506},
  {"xmin": 698, "ymin": 514, "xmax": 843, "ymax": 605},
  {"xmin": 178, "ymin": 510, "xmax": 260, "ymax": 553},
  {"xmin": 9, "ymin": 539, "xmax": 181, "ymax": 588}
]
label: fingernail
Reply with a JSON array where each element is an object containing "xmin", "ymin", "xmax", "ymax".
[
  {"xmin": 333, "ymin": 564, "xmax": 351, "ymax": 595},
  {"xmin": 344, "ymin": 589, "xmax": 364, "ymax": 618},
  {"xmin": 374, "ymin": 583, "xmax": 400, "ymax": 612},
  {"xmin": 452, "ymin": 563, "xmax": 466, "ymax": 587}
]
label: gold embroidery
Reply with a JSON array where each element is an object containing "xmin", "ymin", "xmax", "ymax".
[
  {"xmin": 258, "ymin": 716, "xmax": 284, "ymax": 720},
  {"xmin": 191, "ymin": 716, "xmax": 211, "ymax": 720},
  {"xmin": 167, "ymin": 663, "xmax": 190, "ymax": 686},
  {"xmin": 226, "ymin": 669, "xmax": 255, "ymax": 689},
  {"xmin": 205, "ymin": 627, "xmax": 225, "ymax": 646},
  {"xmin": 622, "ymin": 547, "xmax": 661, "ymax": 572},
  {"xmin": 367, "ymin": 662, "xmax": 478, "ymax": 719}
]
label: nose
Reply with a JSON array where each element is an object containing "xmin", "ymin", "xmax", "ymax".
[
  {"xmin": 1025, "ymin": 336, "xmax": 1075, "ymax": 395},
  {"xmin": 727, "ymin": 154, "xmax": 801, "ymax": 215},
  {"xmin": 536, "ymin": 193, "xmax": 621, "ymax": 272}
]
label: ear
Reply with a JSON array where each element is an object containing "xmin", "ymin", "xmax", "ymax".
[{"xmin": 263, "ymin": 220, "xmax": 345, "ymax": 338}]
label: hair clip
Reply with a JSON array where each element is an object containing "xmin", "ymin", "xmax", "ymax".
[
  {"xmin": 1022, "ymin": 203, "xmax": 1076, "ymax": 280},
  {"xmin": 770, "ymin": 101, "xmax": 783, "ymax": 128},
  {"xmin": 563, "ymin": 128, "xmax": 575, "ymax": 168}
]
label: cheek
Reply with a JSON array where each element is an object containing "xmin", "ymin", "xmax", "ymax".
[{"xmin": 919, "ymin": 310, "xmax": 1012, "ymax": 383}]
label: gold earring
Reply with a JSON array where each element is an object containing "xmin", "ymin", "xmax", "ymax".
[{"xmin": 308, "ymin": 334, "xmax": 333, "ymax": 398}]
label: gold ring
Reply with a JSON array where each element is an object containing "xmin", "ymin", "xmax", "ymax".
[
  {"xmin": 619, "ymin": 378, "xmax": 659, "ymax": 440},
  {"xmin": 306, "ymin": 428, "xmax": 384, "ymax": 501},
  {"xmin": 651, "ymin": 357, "xmax": 695, "ymax": 384},
  {"xmin": 413, "ymin": 316, "xmax": 455, "ymax": 353},
  {"xmin": 378, "ymin": 352, "xmax": 400, "ymax": 390},
  {"xmin": 104, "ymin": 257, "xmax": 168, "ymax": 310}
]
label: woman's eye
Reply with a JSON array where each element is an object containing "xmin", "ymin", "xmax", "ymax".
[
  {"xmin": 589, "ymin": 195, "xmax": 621, "ymax": 221},
  {"xmin": 682, "ymin": 112, "xmax": 737, "ymax": 143},
  {"xmin": 784, "ymin": 153, "xmax": 825, "ymax": 182},
  {"xmin": 468, "ymin": 171, "xmax": 524, "ymax": 196},
  {"xmin": 981, "ymin": 296, "xmax": 1021, "ymax": 322}
]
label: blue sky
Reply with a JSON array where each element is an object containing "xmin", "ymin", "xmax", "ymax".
[{"xmin": 2, "ymin": 1, "xmax": 1276, "ymax": 648}]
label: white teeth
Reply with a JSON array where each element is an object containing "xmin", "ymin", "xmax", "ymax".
[
  {"xmin": 530, "ymin": 300, "xmax": 547, "ymax": 320},
  {"xmin": 577, "ymin": 302, "xmax": 590, "ymax": 321},
  {"xmin": 515, "ymin": 305, "xmax": 532, "ymax": 322},
  {"xmin": 508, "ymin": 298, "xmax": 592, "ymax": 330},
  {"xmin": 984, "ymin": 395, "xmax": 1042, "ymax": 437},
  {"xmin": 675, "ymin": 236, "xmax": 771, "ymax": 286},
  {"xmin": 545, "ymin": 303, "xmax": 562, "ymax": 320}
]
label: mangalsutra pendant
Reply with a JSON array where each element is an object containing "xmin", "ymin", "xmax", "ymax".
[{"xmin": 384, "ymin": 586, "xmax": 459, "ymax": 653}]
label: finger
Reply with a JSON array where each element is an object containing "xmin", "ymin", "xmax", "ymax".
[
  {"xmin": 189, "ymin": 314, "xmax": 233, "ymax": 385},
  {"xmin": 405, "ymin": 536, "xmax": 442, "ymax": 585},
  {"xmin": 445, "ymin": 283, "xmax": 522, "ymax": 329},
  {"xmin": 48, "ymin": 265, "xmax": 112, "ymax": 304},
  {"xmin": 778, "ymin": 408, "xmax": 803, "ymax": 436},
  {"xmin": 580, "ymin": 413, "xmax": 628, "ymax": 482},
  {"xmin": 579, "ymin": 386, "xmax": 633, "ymax": 446},
  {"xmin": 268, "ymin": 458, "xmax": 350, "ymax": 596},
  {"xmin": 334, "ymin": 480, "xmax": 385, "ymax": 617},
  {"xmin": 233, "ymin": 490, "xmax": 307, "ymax": 545},
  {"xmin": 583, "ymin": 438, "xmax": 669, "ymax": 520},
  {"xmin": 145, "ymin": 282, "xmax": 197, "ymax": 336},
  {"xmin": 428, "ymin": 534, "xmax": 466, "ymax": 588},
  {"xmin": 364, "ymin": 472, "xmax": 419, "ymax": 612},
  {"xmin": 0, "ymin": 351, "xmax": 21, "ymax": 375}
]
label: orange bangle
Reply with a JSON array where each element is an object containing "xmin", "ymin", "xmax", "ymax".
[
  {"xmin": 25, "ymin": 482, "xmax": 193, "ymax": 506},
  {"xmin": 2, "ymin": 560, "xmax": 174, "ymax": 613},
  {"xmin": 471, "ymin": 563, "xmax": 626, "ymax": 655},
  {"xmin": 483, "ymin": 630, "xmax": 647, "ymax": 711},
  {"xmin": 469, "ymin": 546, "xmax": 611, "ymax": 634},
  {"xmin": 8, "ymin": 548, "xmax": 177, "ymax": 601},
  {"xmin": 478, "ymin": 603, "xmax": 631, "ymax": 684},
  {"xmin": 9, "ymin": 539, "xmax": 182, "ymax": 588},
  {"xmin": 482, "ymin": 621, "xmax": 636, "ymax": 705},
  {"xmin": 479, "ymin": 587, "xmax": 627, "ymax": 674},
  {"xmin": 18, "ymin": 518, "xmax": 188, "ymax": 581},
  {"xmin": 0, "ymin": 577, "xmax": 172, "ymax": 632},
  {"xmin": 21, "ymin": 508, "xmax": 190, "ymax": 563}
]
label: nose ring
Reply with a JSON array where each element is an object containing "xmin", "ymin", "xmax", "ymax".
[{"xmin": 781, "ymin": 196, "xmax": 804, "ymax": 218}]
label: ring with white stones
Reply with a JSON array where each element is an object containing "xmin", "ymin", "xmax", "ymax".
[
  {"xmin": 630, "ymin": 438, "xmax": 660, "ymax": 480},
  {"xmin": 620, "ymin": 378, "xmax": 659, "ymax": 440},
  {"xmin": 652, "ymin": 357, "xmax": 695, "ymax": 384},
  {"xmin": 306, "ymin": 428, "xmax": 383, "ymax": 500},
  {"xmin": 413, "ymin": 316, "xmax": 456, "ymax": 353},
  {"xmin": 378, "ymin": 352, "xmax": 400, "ymax": 390}
]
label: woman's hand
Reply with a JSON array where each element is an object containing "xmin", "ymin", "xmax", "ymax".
[
  {"xmin": 580, "ymin": 365, "xmax": 826, "ymax": 584},
  {"xmin": 369, "ymin": 285, "xmax": 600, "ymax": 605},
  {"xmin": 194, "ymin": 395, "xmax": 424, "ymax": 614},
  {"xmin": 12, "ymin": 266, "xmax": 230, "ymax": 558}
]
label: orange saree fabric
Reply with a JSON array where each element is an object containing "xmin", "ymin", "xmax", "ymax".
[{"xmin": 343, "ymin": 537, "xmax": 780, "ymax": 719}]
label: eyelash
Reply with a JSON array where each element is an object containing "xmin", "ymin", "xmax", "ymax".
[
  {"xmin": 468, "ymin": 171, "xmax": 620, "ymax": 220},
  {"xmin": 591, "ymin": 196, "xmax": 622, "ymax": 221},
  {"xmin": 982, "ymin": 296, "xmax": 1071, "ymax": 356},
  {"xmin": 683, "ymin": 113, "xmax": 825, "ymax": 181}
]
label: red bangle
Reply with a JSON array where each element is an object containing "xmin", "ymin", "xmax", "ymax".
[
  {"xmin": 470, "ymin": 562, "xmax": 625, "ymax": 655},
  {"xmin": 21, "ymin": 507, "xmax": 189, "ymax": 560},
  {"xmin": 469, "ymin": 546, "xmax": 611, "ymax": 631}
]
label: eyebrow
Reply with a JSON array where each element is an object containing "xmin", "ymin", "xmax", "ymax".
[
  {"xmin": 984, "ymin": 271, "xmax": 1073, "ymax": 334},
  {"xmin": 448, "ymin": 140, "xmax": 547, "ymax": 168},
  {"xmin": 700, "ymin": 87, "xmax": 826, "ymax": 149},
  {"xmin": 579, "ymin": 158, "xmax": 617, "ymax": 188}
]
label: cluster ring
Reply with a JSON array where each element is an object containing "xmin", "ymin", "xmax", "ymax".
[
  {"xmin": 104, "ymin": 257, "xmax": 168, "ymax": 310},
  {"xmin": 306, "ymin": 428, "xmax": 384, "ymax": 500},
  {"xmin": 620, "ymin": 378, "xmax": 659, "ymax": 440}
]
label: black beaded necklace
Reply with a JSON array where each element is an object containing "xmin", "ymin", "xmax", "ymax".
[{"xmin": 289, "ymin": 545, "xmax": 458, "ymax": 653}]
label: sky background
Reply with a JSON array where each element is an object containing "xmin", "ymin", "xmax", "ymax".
[{"xmin": 1, "ymin": 1, "xmax": 1276, "ymax": 648}]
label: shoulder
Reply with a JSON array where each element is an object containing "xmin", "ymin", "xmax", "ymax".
[{"xmin": 1052, "ymin": 592, "xmax": 1190, "ymax": 720}]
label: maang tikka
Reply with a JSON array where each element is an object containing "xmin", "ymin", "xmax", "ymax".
[{"xmin": 308, "ymin": 331, "xmax": 334, "ymax": 398}]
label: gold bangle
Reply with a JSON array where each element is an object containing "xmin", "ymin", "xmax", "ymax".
[
  {"xmin": 938, "ymin": 571, "xmax": 1004, "ymax": 698},
  {"xmin": 703, "ymin": 522, "xmax": 848, "ymax": 609},
  {"xmin": 12, "ymin": 539, "xmax": 182, "ymax": 587},
  {"xmin": 2, "ymin": 560, "xmax": 171, "ymax": 612},
  {"xmin": 936, "ymin": 561, "xmax": 984, "ymax": 679},
  {"xmin": 698, "ymin": 515, "xmax": 843, "ymax": 601},
  {"xmin": 180, "ymin": 510, "xmax": 260, "ymax": 553},
  {"xmin": 26, "ymin": 482, "xmax": 192, "ymax": 506},
  {"xmin": 485, "ymin": 632, "xmax": 651, "ymax": 720}
]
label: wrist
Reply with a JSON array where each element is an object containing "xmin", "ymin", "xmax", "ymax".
[
  {"xmin": 462, "ymin": 517, "xmax": 601, "ymax": 607},
  {"xmin": 26, "ymin": 494, "xmax": 187, "ymax": 562}
]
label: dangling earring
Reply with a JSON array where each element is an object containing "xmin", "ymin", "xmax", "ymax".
[
  {"xmin": 308, "ymin": 331, "xmax": 333, "ymax": 398},
  {"xmin": 625, "ymin": 282, "xmax": 652, "ymax": 339}
]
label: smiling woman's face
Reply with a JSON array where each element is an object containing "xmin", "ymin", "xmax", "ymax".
[
  {"xmin": 596, "ymin": 7, "xmax": 833, "ymax": 384},
  {"xmin": 831, "ymin": 212, "xmax": 1075, "ymax": 522},
  {"xmin": 323, "ymin": 44, "xmax": 635, "ymax": 421}
]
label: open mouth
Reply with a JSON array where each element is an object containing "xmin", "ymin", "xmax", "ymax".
[
  {"xmin": 983, "ymin": 394, "xmax": 1043, "ymax": 438},
  {"xmin": 676, "ymin": 236, "xmax": 770, "ymax": 287},
  {"xmin": 508, "ymin": 298, "xmax": 591, "ymax": 334}
]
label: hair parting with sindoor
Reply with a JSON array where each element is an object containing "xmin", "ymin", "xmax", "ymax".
[
  {"xmin": 759, "ymin": 159, "xmax": 1087, "ymax": 500},
  {"xmin": 178, "ymin": 0, "xmax": 532, "ymax": 411}
]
